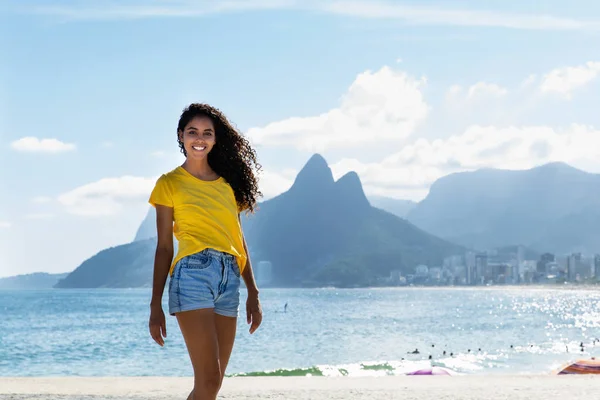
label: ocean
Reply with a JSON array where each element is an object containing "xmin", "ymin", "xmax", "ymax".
[{"xmin": 1, "ymin": 287, "xmax": 599, "ymax": 377}]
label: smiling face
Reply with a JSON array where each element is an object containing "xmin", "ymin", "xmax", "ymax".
[{"xmin": 178, "ymin": 115, "xmax": 216, "ymax": 160}]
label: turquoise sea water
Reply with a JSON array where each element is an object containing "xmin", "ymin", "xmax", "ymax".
[{"xmin": 1, "ymin": 287, "xmax": 599, "ymax": 377}]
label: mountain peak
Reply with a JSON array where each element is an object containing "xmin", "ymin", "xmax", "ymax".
[
  {"xmin": 290, "ymin": 153, "xmax": 334, "ymax": 192},
  {"xmin": 134, "ymin": 207, "xmax": 156, "ymax": 242},
  {"xmin": 335, "ymin": 171, "xmax": 370, "ymax": 209},
  {"xmin": 534, "ymin": 161, "xmax": 585, "ymax": 173},
  {"xmin": 306, "ymin": 153, "xmax": 328, "ymax": 168}
]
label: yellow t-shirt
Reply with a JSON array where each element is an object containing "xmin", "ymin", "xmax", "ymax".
[{"xmin": 148, "ymin": 166, "xmax": 247, "ymax": 276}]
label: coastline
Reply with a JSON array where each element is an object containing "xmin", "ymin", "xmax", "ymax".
[{"xmin": 2, "ymin": 375, "xmax": 600, "ymax": 400}]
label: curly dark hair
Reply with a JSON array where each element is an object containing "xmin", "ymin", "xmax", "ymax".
[{"xmin": 177, "ymin": 103, "xmax": 262, "ymax": 213}]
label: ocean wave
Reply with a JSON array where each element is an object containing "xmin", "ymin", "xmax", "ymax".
[{"xmin": 228, "ymin": 360, "xmax": 461, "ymax": 377}]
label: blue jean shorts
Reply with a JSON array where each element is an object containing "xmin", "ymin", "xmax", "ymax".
[{"xmin": 168, "ymin": 248, "xmax": 242, "ymax": 318}]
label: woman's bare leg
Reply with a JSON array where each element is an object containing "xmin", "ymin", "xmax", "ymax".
[
  {"xmin": 176, "ymin": 308, "xmax": 221, "ymax": 400},
  {"xmin": 214, "ymin": 314, "xmax": 237, "ymax": 387}
]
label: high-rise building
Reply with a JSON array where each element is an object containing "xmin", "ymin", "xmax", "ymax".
[
  {"xmin": 475, "ymin": 253, "xmax": 488, "ymax": 284},
  {"xmin": 517, "ymin": 245, "xmax": 525, "ymax": 267},
  {"xmin": 567, "ymin": 253, "xmax": 581, "ymax": 282},
  {"xmin": 511, "ymin": 259, "xmax": 520, "ymax": 284},
  {"xmin": 465, "ymin": 251, "xmax": 476, "ymax": 285},
  {"xmin": 534, "ymin": 252, "xmax": 555, "ymax": 282}
]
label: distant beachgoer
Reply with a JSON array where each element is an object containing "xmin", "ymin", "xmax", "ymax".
[
  {"xmin": 147, "ymin": 103, "xmax": 263, "ymax": 400},
  {"xmin": 408, "ymin": 348, "xmax": 420, "ymax": 354},
  {"xmin": 284, "ymin": 302, "xmax": 288, "ymax": 313}
]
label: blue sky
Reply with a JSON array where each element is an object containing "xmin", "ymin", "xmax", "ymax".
[{"xmin": 1, "ymin": 0, "xmax": 600, "ymax": 277}]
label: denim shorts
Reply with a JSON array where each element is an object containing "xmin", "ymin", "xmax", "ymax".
[{"xmin": 168, "ymin": 248, "xmax": 242, "ymax": 318}]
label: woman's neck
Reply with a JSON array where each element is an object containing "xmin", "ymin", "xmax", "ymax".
[{"xmin": 181, "ymin": 159, "xmax": 217, "ymax": 180}]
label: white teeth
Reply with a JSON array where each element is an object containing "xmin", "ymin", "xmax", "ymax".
[{"xmin": 192, "ymin": 146, "xmax": 206, "ymax": 151}]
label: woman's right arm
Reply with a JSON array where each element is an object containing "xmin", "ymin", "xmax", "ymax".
[{"xmin": 149, "ymin": 204, "xmax": 174, "ymax": 346}]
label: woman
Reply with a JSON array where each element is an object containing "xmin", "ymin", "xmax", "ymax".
[{"xmin": 148, "ymin": 103, "xmax": 263, "ymax": 400}]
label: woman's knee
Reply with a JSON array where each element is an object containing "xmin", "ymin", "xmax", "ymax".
[{"xmin": 194, "ymin": 365, "xmax": 222, "ymax": 395}]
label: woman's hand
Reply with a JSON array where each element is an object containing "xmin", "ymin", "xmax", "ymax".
[
  {"xmin": 246, "ymin": 290, "xmax": 263, "ymax": 334},
  {"xmin": 149, "ymin": 304, "xmax": 167, "ymax": 346}
]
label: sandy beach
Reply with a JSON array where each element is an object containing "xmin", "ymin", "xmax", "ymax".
[{"xmin": 2, "ymin": 375, "xmax": 600, "ymax": 400}]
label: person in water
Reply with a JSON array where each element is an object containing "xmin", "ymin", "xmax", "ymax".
[{"xmin": 148, "ymin": 103, "xmax": 263, "ymax": 400}]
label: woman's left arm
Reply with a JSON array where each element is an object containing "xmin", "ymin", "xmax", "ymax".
[{"xmin": 239, "ymin": 215, "xmax": 262, "ymax": 334}]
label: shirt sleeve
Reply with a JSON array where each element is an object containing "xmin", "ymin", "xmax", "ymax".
[{"xmin": 149, "ymin": 174, "xmax": 174, "ymax": 208}]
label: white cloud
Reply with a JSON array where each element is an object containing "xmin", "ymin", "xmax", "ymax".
[
  {"xmin": 321, "ymin": 1, "xmax": 598, "ymax": 31},
  {"xmin": 446, "ymin": 82, "xmax": 508, "ymax": 101},
  {"xmin": 31, "ymin": 196, "xmax": 53, "ymax": 204},
  {"xmin": 247, "ymin": 60, "xmax": 600, "ymax": 201},
  {"xmin": 29, "ymin": 0, "xmax": 600, "ymax": 31},
  {"xmin": 58, "ymin": 176, "xmax": 157, "ymax": 217},
  {"xmin": 25, "ymin": 213, "xmax": 54, "ymax": 220},
  {"xmin": 521, "ymin": 74, "xmax": 537, "ymax": 88},
  {"xmin": 248, "ymin": 60, "xmax": 600, "ymax": 201},
  {"xmin": 31, "ymin": 0, "xmax": 294, "ymax": 20},
  {"xmin": 258, "ymin": 168, "xmax": 297, "ymax": 199},
  {"xmin": 329, "ymin": 123, "xmax": 600, "ymax": 201},
  {"xmin": 247, "ymin": 66, "xmax": 428, "ymax": 151},
  {"xmin": 467, "ymin": 82, "xmax": 508, "ymax": 99},
  {"xmin": 447, "ymin": 84, "xmax": 462, "ymax": 97},
  {"xmin": 540, "ymin": 61, "xmax": 600, "ymax": 99},
  {"xmin": 10, "ymin": 137, "xmax": 76, "ymax": 153},
  {"xmin": 0, "ymin": 221, "xmax": 10, "ymax": 229}
]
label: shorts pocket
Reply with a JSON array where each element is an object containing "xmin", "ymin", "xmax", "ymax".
[
  {"xmin": 231, "ymin": 261, "xmax": 241, "ymax": 278},
  {"xmin": 184, "ymin": 252, "xmax": 212, "ymax": 270}
]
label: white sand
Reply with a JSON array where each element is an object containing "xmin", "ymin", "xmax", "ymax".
[{"xmin": 2, "ymin": 375, "xmax": 600, "ymax": 399}]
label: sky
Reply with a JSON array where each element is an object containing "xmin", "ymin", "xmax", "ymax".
[{"xmin": 1, "ymin": 0, "xmax": 600, "ymax": 277}]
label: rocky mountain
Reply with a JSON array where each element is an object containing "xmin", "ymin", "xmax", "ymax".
[
  {"xmin": 0, "ymin": 272, "xmax": 69, "ymax": 289},
  {"xmin": 406, "ymin": 162, "xmax": 600, "ymax": 254},
  {"xmin": 57, "ymin": 154, "xmax": 464, "ymax": 288},
  {"xmin": 240, "ymin": 154, "xmax": 463, "ymax": 286},
  {"xmin": 134, "ymin": 207, "xmax": 156, "ymax": 242},
  {"xmin": 55, "ymin": 239, "xmax": 157, "ymax": 288}
]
